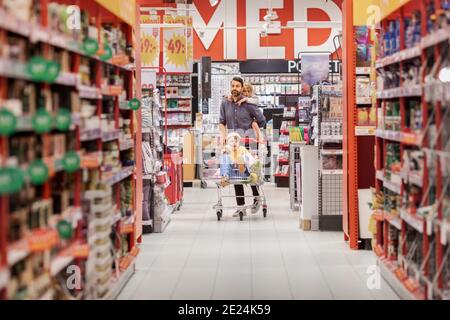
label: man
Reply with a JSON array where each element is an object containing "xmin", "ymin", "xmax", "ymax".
[{"xmin": 219, "ymin": 76, "xmax": 267, "ymax": 218}]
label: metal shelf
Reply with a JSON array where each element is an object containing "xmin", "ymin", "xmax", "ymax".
[
  {"xmin": 376, "ymin": 45, "xmax": 421, "ymax": 69},
  {"xmin": 377, "ymin": 258, "xmax": 421, "ymax": 300},
  {"xmin": 377, "ymin": 85, "xmax": 422, "ymax": 99},
  {"xmin": 102, "ymin": 261, "xmax": 135, "ymax": 300},
  {"xmin": 355, "ymin": 126, "xmax": 376, "ymax": 136}
]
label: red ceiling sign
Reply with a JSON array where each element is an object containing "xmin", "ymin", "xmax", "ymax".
[
  {"xmin": 140, "ymin": 0, "xmax": 343, "ymax": 60},
  {"xmin": 189, "ymin": 0, "xmax": 342, "ymax": 60}
]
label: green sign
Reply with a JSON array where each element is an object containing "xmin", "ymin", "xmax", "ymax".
[
  {"xmin": 45, "ymin": 61, "xmax": 61, "ymax": 83},
  {"xmin": 128, "ymin": 98, "xmax": 141, "ymax": 111},
  {"xmin": 0, "ymin": 167, "xmax": 24, "ymax": 195},
  {"xmin": 32, "ymin": 108, "xmax": 53, "ymax": 134},
  {"xmin": 83, "ymin": 38, "xmax": 99, "ymax": 56},
  {"xmin": 28, "ymin": 160, "xmax": 49, "ymax": 186},
  {"xmin": 57, "ymin": 220, "xmax": 73, "ymax": 239},
  {"xmin": 55, "ymin": 109, "xmax": 72, "ymax": 131},
  {"xmin": 0, "ymin": 109, "xmax": 17, "ymax": 136},
  {"xmin": 99, "ymin": 44, "xmax": 113, "ymax": 61},
  {"xmin": 62, "ymin": 151, "xmax": 80, "ymax": 173},
  {"xmin": 26, "ymin": 56, "xmax": 49, "ymax": 81}
]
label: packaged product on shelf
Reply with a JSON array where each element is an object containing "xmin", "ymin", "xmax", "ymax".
[
  {"xmin": 369, "ymin": 107, "xmax": 377, "ymax": 126},
  {"xmin": 356, "ymin": 77, "xmax": 371, "ymax": 98},
  {"xmin": 408, "ymin": 100, "xmax": 422, "ymax": 131},
  {"xmin": 402, "ymin": 60, "xmax": 421, "ymax": 86},
  {"xmin": 322, "ymin": 155, "xmax": 343, "ymax": 170},
  {"xmin": 357, "ymin": 108, "xmax": 370, "ymax": 126},
  {"xmin": 404, "ymin": 11, "xmax": 422, "ymax": 48},
  {"xmin": 329, "ymin": 97, "xmax": 343, "ymax": 118}
]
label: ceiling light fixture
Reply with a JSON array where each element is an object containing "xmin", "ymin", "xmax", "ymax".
[
  {"xmin": 260, "ymin": 22, "xmax": 271, "ymax": 37},
  {"xmin": 263, "ymin": 10, "xmax": 279, "ymax": 22}
]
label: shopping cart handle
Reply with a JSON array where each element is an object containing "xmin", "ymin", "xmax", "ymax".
[{"xmin": 241, "ymin": 137, "xmax": 265, "ymax": 144}]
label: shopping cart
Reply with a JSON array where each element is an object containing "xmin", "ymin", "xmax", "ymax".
[{"xmin": 206, "ymin": 137, "xmax": 268, "ymax": 221}]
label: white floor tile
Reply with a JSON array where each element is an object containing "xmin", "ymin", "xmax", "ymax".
[{"xmin": 119, "ymin": 183, "xmax": 399, "ymax": 300}]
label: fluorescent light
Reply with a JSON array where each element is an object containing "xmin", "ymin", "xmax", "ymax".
[
  {"xmin": 439, "ymin": 67, "xmax": 450, "ymax": 83},
  {"xmin": 287, "ymin": 21, "xmax": 342, "ymax": 28},
  {"xmin": 210, "ymin": 0, "xmax": 219, "ymax": 6}
]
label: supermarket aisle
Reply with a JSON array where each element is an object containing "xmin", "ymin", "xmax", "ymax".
[{"xmin": 118, "ymin": 184, "xmax": 398, "ymax": 300}]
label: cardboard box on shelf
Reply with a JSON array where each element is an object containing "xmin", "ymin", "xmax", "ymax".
[
  {"xmin": 183, "ymin": 164, "xmax": 196, "ymax": 181},
  {"xmin": 183, "ymin": 131, "xmax": 195, "ymax": 165},
  {"xmin": 183, "ymin": 131, "xmax": 196, "ymax": 182}
]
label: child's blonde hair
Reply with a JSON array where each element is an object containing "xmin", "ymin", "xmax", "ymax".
[
  {"xmin": 243, "ymin": 82, "xmax": 254, "ymax": 97},
  {"xmin": 227, "ymin": 132, "xmax": 241, "ymax": 146}
]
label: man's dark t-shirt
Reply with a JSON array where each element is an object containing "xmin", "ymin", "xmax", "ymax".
[{"xmin": 219, "ymin": 98, "xmax": 267, "ymax": 138}]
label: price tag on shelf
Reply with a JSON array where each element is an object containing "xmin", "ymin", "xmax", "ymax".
[
  {"xmin": 55, "ymin": 109, "xmax": 72, "ymax": 131},
  {"xmin": 83, "ymin": 38, "xmax": 99, "ymax": 56},
  {"xmin": 32, "ymin": 108, "xmax": 52, "ymax": 134},
  {"xmin": 62, "ymin": 151, "xmax": 81, "ymax": 173},
  {"xmin": 99, "ymin": 44, "xmax": 113, "ymax": 61},
  {"xmin": 72, "ymin": 243, "xmax": 89, "ymax": 258},
  {"xmin": 27, "ymin": 228, "xmax": 59, "ymax": 252},
  {"xmin": 0, "ymin": 109, "xmax": 17, "ymax": 136},
  {"xmin": 28, "ymin": 160, "xmax": 49, "ymax": 186},
  {"xmin": 128, "ymin": 98, "xmax": 141, "ymax": 111},
  {"xmin": 0, "ymin": 167, "xmax": 24, "ymax": 195}
]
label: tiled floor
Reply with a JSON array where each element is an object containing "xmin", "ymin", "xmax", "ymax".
[{"xmin": 118, "ymin": 183, "xmax": 399, "ymax": 300}]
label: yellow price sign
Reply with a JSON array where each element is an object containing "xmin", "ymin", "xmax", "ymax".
[
  {"xmin": 141, "ymin": 32, "xmax": 159, "ymax": 67},
  {"xmin": 163, "ymin": 29, "xmax": 193, "ymax": 71}
]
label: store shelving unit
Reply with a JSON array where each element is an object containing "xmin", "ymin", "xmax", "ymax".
[
  {"xmin": 0, "ymin": 0, "xmax": 141, "ymax": 300},
  {"xmin": 370, "ymin": 0, "xmax": 450, "ymax": 300},
  {"xmin": 343, "ymin": 0, "xmax": 378, "ymax": 249},
  {"xmin": 242, "ymin": 74, "xmax": 301, "ymax": 108},
  {"xmin": 318, "ymin": 85, "xmax": 344, "ymax": 231},
  {"xmin": 157, "ymin": 72, "xmax": 193, "ymax": 152},
  {"xmin": 141, "ymin": 78, "xmax": 173, "ymax": 233},
  {"xmin": 275, "ymin": 107, "xmax": 297, "ymax": 188}
]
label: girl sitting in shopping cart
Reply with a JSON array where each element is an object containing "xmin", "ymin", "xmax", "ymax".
[
  {"xmin": 213, "ymin": 132, "xmax": 267, "ymax": 221},
  {"xmin": 220, "ymin": 132, "xmax": 261, "ymax": 187}
]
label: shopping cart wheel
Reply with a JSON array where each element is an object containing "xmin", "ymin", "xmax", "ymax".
[
  {"xmin": 263, "ymin": 208, "xmax": 267, "ymax": 218},
  {"xmin": 216, "ymin": 211, "xmax": 222, "ymax": 221},
  {"xmin": 239, "ymin": 211, "xmax": 244, "ymax": 221}
]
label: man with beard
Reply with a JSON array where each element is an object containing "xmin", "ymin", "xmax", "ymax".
[{"xmin": 219, "ymin": 76, "xmax": 267, "ymax": 218}]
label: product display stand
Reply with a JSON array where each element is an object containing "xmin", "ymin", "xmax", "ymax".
[
  {"xmin": 141, "ymin": 67, "xmax": 172, "ymax": 234},
  {"xmin": 290, "ymin": 143, "xmax": 319, "ymax": 231},
  {"xmin": 275, "ymin": 107, "xmax": 296, "ymax": 187},
  {"xmin": 0, "ymin": 0, "xmax": 141, "ymax": 300},
  {"xmin": 158, "ymin": 72, "xmax": 193, "ymax": 151},
  {"xmin": 290, "ymin": 142, "xmax": 303, "ymax": 211},
  {"xmin": 369, "ymin": 0, "xmax": 450, "ymax": 299},
  {"xmin": 318, "ymin": 85, "xmax": 344, "ymax": 231},
  {"xmin": 241, "ymin": 74, "xmax": 301, "ymax": 108}
]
